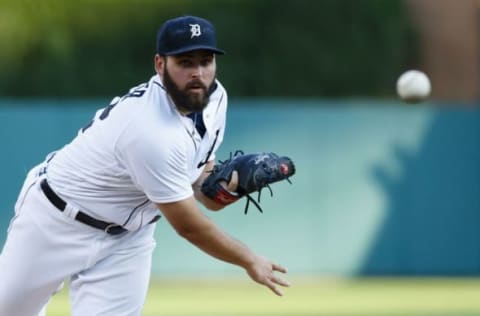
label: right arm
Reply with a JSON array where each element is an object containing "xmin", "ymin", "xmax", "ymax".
[{"xmin": 156, "ymin": 197, "xmax": 290, "ymax": 296}]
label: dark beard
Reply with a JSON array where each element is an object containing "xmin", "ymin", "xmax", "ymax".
[{"xmin": 163, "ymin": 67, "xmax": 211, "ymax": 113}]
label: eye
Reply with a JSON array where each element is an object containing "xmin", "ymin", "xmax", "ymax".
[
  {"xmin": 200, "ymin": 58, "xmax": 214, "ymax": 67},
  {"xmin": 180, "ymin": 59, "xmax": 192, "ymax": 67},
  {"xmin": 178, "ymin": 59, "xmax": 193, "ymax": 67}
]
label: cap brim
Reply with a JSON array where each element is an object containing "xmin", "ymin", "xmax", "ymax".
[{"xmin": 163, "ymin": 45, "xmax": 225, "ymax": 56}]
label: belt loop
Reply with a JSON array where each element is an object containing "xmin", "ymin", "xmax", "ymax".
[
  {"xmin": 63, "ymin": 204, "xmax": 79, "ymax": 220},
  {"xmin": 40, "ymin": 178, "xmax": 129, "ymax": 235}
]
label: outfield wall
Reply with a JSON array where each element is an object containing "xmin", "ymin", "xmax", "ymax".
[{"xmin": 1, "ymin": 99, "xmax": 479, "ymax": 276}]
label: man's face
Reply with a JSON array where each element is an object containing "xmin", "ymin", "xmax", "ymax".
[{"xmin": 157, "ymin": 50, "xmax": 217, "ymax": 113}]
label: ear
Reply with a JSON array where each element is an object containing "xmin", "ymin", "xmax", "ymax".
[{"xmin": 154, "ymin": 54, "xmax": 165, "ymax": 74}]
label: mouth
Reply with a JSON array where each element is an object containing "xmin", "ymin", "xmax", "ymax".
[
  {"xmin": 188, "ymin": 87, "xmax": 204, "ymax": 93},
  {"xmin": 186, "ymin": 82, "xmax": 206, "ymax": 93}
]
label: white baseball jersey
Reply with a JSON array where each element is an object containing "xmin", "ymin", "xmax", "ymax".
[{"xmin": 46, "ymin": 74, "xmax": 227, "ymax": 231}]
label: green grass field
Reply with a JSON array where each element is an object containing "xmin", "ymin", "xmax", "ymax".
[{"xmin": 45, "ymin": 277, "xmax": 480, "ymax": 316}]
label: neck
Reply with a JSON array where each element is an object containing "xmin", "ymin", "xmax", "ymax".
[{"xmin": 176, "ymin": 105, "xmax": 193, "ymax": 116}]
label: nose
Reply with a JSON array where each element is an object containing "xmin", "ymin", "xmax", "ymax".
[{"xmin": 191, "ymin": 65, "xmax": 203, "ymax": 79}]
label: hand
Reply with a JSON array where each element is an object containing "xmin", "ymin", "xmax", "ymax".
[
  {"xmin": 244, "ymin": 255, "xmax": 290, "ymax": 296},
  {"xmin": 220, "ymin": 170, "xmax": 238, "ymax": 192}
]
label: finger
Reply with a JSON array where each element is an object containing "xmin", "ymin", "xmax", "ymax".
[
  {"xmin": 265, "ymin": 280, "xmax": 284, "ymax": 296},
  {"xmin": 271, "ymin": 275, "xmax": 291, "ymax": 287},
  {"xmin": 272, "ymin": 263, "xmax": 287, "ymax": 273}
]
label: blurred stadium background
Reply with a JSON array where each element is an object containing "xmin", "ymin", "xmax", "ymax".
[{"xmin": 1, "ymin": 0, "xmax": 480, "ymax": 315}]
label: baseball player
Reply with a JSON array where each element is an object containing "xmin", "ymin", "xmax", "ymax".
[{"xmin": 0, "ymin": 15, "xmax": 291, "ymax": 316}]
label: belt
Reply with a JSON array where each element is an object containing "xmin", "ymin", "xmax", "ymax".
[{"xmin": 40, "ymin": 179, "xmax": 128, "ymax": 235}]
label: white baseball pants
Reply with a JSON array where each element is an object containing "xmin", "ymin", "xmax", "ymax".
[{"xmin": 0, "ymin": 165, "xmax": 157, "ymax": 316}]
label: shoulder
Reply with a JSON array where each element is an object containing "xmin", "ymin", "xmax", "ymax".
[
  {"xmin": 211, "ymin": 79, "xmax": 228, "ymax": 103},
  {"xmin": 118, "ymin": 108, "xmax": 186, "ymax": 151},
  {"xmin": 205, "ymin": 79, "xmax": 228, "ymax": 118},
  {"xmin": 114, "ymin": 113, "xmax": 190, "ymax": 172},
  {"xmin": 114, "ymin": 79, "xmax": 187, "ymax": 150}
]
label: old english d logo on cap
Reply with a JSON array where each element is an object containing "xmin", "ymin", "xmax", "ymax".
[
  {"xmin": 189, "ymin": 24, "xmax": 201, "ymax": 38},
  {"xmin": 156, "ymin": 16, "xmax": 225, "ymax": 56}
]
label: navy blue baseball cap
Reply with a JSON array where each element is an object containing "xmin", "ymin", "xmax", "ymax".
[{"xmin": 156, "ymin": 16, "xmax": 225, "ymax": 56}]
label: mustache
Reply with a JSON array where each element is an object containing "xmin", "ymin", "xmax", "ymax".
[{"xmin": 185, "ymin": 80, "xmax": 207, "ymax": 91}]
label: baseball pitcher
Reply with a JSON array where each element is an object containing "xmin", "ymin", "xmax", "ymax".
[{"xmin": 0, "ymin": 15, "xmax": 295, "ymax": 316}]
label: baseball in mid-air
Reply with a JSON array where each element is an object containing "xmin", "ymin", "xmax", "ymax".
[{"xmin": 396, "ymin": 70, "xmax": 431, "ymax": 103}]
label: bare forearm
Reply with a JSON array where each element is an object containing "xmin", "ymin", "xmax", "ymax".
[
  {"xmin": 179, "ymin": 220, "xmax": 255, "ymax": 268},
  {"xmin": 157, "ymin": 197, "xmax": 289, "ymax": 296}
]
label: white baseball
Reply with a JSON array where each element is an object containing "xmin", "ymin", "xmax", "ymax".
[{"xmin": 396, "ymin": 70, "xmax": 431, "ymax": 103}]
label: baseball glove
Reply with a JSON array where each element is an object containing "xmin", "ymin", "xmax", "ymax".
[{"xmin": 201, "ymin": 150, "xmax": 296, "ymax": 213}]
